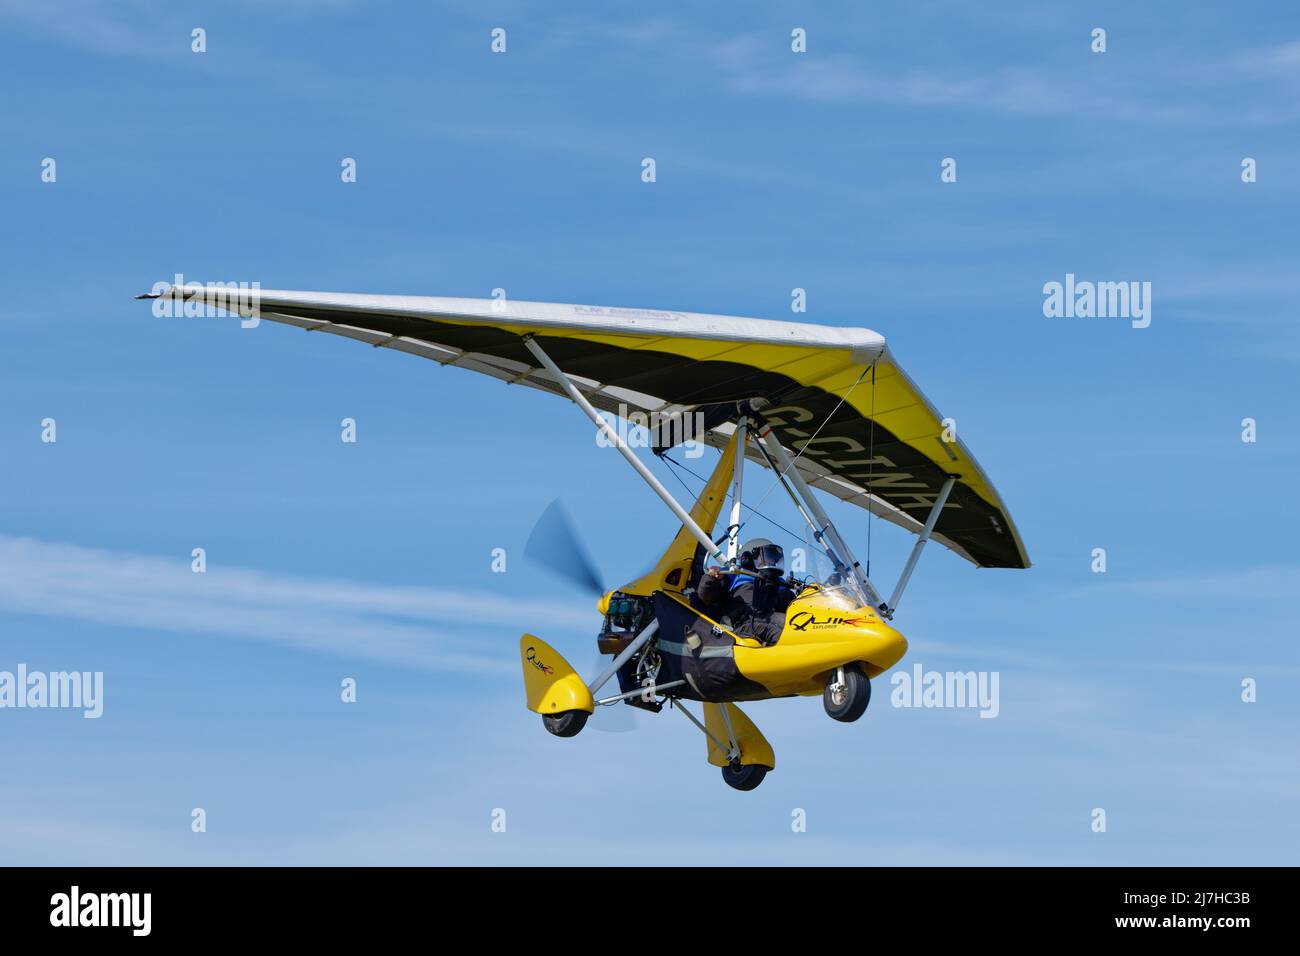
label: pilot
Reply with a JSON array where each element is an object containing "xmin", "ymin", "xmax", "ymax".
[{"xmin": 696, "ymin": 538, "xmax": 795, "ymax": 645}]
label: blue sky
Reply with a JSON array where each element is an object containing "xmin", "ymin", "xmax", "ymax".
[{"xmin": 1, "ymin": 1, "xmax": 1297, "ymax": 865}]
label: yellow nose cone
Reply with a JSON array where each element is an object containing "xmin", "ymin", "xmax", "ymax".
[{"xmin": 860, "ymin": 622, "xmax": 908, "ymax": 677}]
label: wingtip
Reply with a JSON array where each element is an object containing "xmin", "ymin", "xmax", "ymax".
[{"xmin": 136, "ymin": 282, "xmax": 175, "ymax": 300}]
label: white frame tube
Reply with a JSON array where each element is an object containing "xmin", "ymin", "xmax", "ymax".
[
  {"xmin": 524, "ymin": 335, "xmax": 723, "ymax": 562},
  {"xmin": 587, "ymin": 620, "xmax": 659, "ymax": 696},
  {"xmin": 885, "ymin": 475, "xmax": 956, "ymax": 617},
  {"xmin": 717, "ymin": 703, "xmax": 741, "ymax": 760},
  {"xmin": 751, "ymin": 432, "xmax": 830, "ymax": 555},
  {"xmin": 672, "ymin": 700, "xmax": 730, "ymax": 755},
  {"xmin": 595, "ymin": 678, "xmax": 685, "ymax": 706},
  {"xmin": 755, "ymin": 422, "xmax": 885, "ymax": 609},
  {"xmin": 726, "ymin": 418, "xmax": 747, "ymax": 561}
]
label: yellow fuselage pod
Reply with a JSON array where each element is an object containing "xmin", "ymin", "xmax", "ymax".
[{"xmin": 732, "ymin": 594, "xmax": 907, "ymax": 699}]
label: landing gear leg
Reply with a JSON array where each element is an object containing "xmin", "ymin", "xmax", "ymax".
[
  {"xmin": 823, "ymin": 664, "xmax": 871, "ymax": 722},
  {"xmin": 673, "ymin": 699, "xmax": 774, "ymax": 791}
]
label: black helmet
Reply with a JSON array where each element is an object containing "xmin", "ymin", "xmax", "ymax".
[{"xmin": 738, "ymin": 538, "xmax": 784, "ymax": 573}]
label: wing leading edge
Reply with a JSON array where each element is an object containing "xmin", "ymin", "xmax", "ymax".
[{"xmin": 143, "ymin": 285, "xmax": 1028, "ymax": 569}]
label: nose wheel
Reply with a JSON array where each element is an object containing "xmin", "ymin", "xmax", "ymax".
[{"xmin": 824, "ymin": 664, "xmax": 871, "ymax": 722}]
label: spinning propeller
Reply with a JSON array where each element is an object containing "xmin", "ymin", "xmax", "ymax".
[
  {"xmin": 524, "ymin": 498, "xmax": 634, "ymax": 733},
  {"xmin": 524, "ymin": 498, "xmax": 605, "ymax": 597}
]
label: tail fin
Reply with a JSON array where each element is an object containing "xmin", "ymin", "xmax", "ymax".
[{"xmin": 520, "ymin": 635, "xmax": 595, "ymax": 715}]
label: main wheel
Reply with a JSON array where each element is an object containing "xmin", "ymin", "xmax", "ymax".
[
  {"xmin": 823, "ymin": 664, "xmax": 871, "ymax": 722},
  {"xmin": 542, "ymin": 710, "xmax": 589, "ymax": 738},
  {"xmin": 721, "ymin": 762, "xmax": 769, "ymax": 791}
]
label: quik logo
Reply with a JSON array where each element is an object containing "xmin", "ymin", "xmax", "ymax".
[
  {"xmin": 50, "ymin": 885, "xmax": 152, "ymax": 936},
  {"xmin": 788, "ymin": 611, "xmax": 866, "ymax": 631},
  {"xmin": 524, "ymin": 646, "xmax": 554, "ymax": 675}
]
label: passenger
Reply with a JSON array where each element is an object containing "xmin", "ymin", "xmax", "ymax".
[{"xmin": 696, "ymin": 538, "xmax": 794, "ymax": 645}]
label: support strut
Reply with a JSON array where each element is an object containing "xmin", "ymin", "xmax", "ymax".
[
  {"xmin": 587, "ymin": 620, "xmax": 659, "ymax": 696},
  {"xmin": 524, "ymin": 335, "xmax": 724, "ymax": 562},
  {"xmin": 884, "ymin": 475, "xmax": 956, "ymax": 618},
  {"xmin": 726, "ymin": 418, "xmax": 747, "ymax": 560},
  {"xmin": 753, "ymin": 420, "xmax": 886, "ymax": 609}
]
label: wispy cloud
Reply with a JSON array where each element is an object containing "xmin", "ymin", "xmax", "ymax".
[
  {"xmin": 1099, "ymin": 564, "xmax": 1300, "ymax": 604},
  {"xmin": 1231, "ymin": 38, "xmax": 1300, "ymax": 79},
  {"xmin": 0, "ymin": 534, "xmax": 588, "ymax": 672},
  {"xmin": 576, "ymin": 19, "xmax": 1300, "ymax": 126},
  {"xmin": 713, "ymin": 34, "xmax": 1081, "ymax": 116},
  {"xmin": 0, "ymin": 0, "xmax": 182, "ymax": 59},
  {"xmin": 713, "ymin": 32, "xmax": 1300, "ymax": 124}
]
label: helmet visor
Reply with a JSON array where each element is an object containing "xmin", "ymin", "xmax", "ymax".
[{"xmin": 751, "ymin": 544, "xmax": 784, "ymax": 571}]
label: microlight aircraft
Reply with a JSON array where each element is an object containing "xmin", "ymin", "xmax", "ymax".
[{"xmin": 141, "ymin": 285, "xmax": 1029, "ymax": 790}]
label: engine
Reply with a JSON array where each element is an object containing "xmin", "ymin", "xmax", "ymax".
[
  {"xmin": 596, "ymin": 592, "xmax": 660, "ymax": 710},
  {"xmin": 596, "ymin": 592, "xmax": 653, "ymax": 655}
]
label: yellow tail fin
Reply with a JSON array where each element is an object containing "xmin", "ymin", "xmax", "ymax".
[{"xmin": 520, "ymin": 635, "xmax": 595, "ymax": 715}]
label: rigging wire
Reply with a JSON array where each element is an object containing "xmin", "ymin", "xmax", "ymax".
[
  {"xmin": 866, "ymin": 361, "xmax": 876, "ymax": 577},
  {"xmin": 750, "ymin": 365, "xmax": 870, "ymax": 514},
  {"xmin": 659, "ymin": 453, "xmax": 828, "ymax": 560}
]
